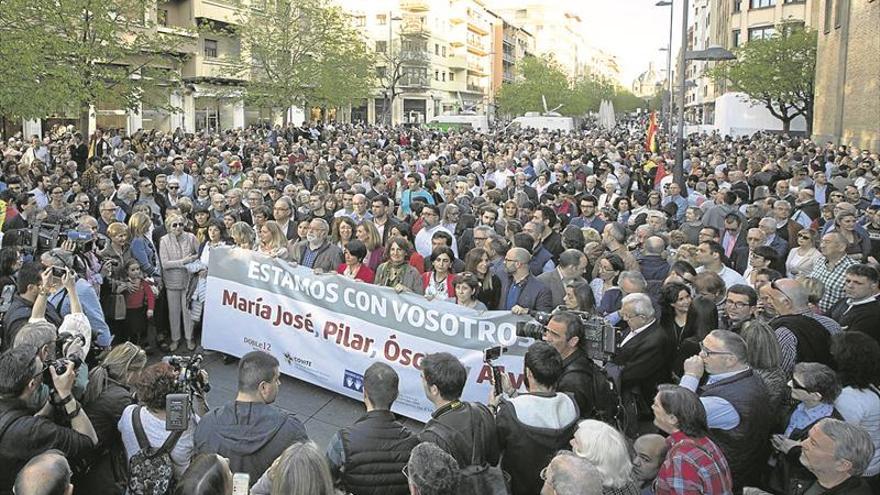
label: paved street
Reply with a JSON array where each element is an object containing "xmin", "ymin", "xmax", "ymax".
[{"xmin": 194, "ymin": 352, "xmax": 425, "ymax": 451}]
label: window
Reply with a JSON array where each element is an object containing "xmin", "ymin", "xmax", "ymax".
[
  {"xmin": 442, "ymin": 72, "xmax": 446, "ymax": 82},
  {"xmin": 376, "ymin": 14, "xmax": 387, "ymax": 25},
  {"xmin": 204, "ymin": 39, "xmax": 218, "ymax": 58},
  {"xmin": 435, "ymin": 44, "xmax": 440, "ymax": 55},
  {"xmin": 449, "ymin": 72, "xmax": 455, "ymax": 82},
  {"xmin": 435, "ymin": 69, "xmax": 440, "ymax": 81},
  {"xmin": 748, "ymin": 25, "xmax": 775, "ymax": 40},
  {"xmin": 442, "ymin": 46, "xmax": 446, "ymax": 57},
  {"xmin": 750, "ymin": 0, "xmax": 776, "ymax": 8},
  {"xmin": 376, "ymin": 40, "xmax": 387, "ymax": 53},
  {"xmin": 732, "ymin": 29, "xmax": 740, "ymax": 47},
  {"xmin": 376, "ymin": 66, "xmax": 386, "ymax": 79},
  {"xmin": 783, "ymin": 0, "xmax": 805, "ymax": 3},
  {"xmin": 734, "ymin": 0, "xmax": 742, "ymax": 11},
  {"xmin": 354, "ymin": 15, "xmax": 366, "ymax": 27}
]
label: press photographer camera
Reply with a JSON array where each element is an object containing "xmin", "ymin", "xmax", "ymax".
[
  {"xmin": 4, "ymin": 219, "xmax": 105, "ymax": 257},
  {"xmin": 523, "ymin": 309, "xmax": 621, "ymax": 423},
  {"xmin": 41, "ymin": 331, "xmax": 86, "ymax": 388},
  {"xmin": 516, "ymin": 308, "xmax": 616, "ymax": 362},
  {"xmin": 161, "ymin": 354, "xmax": 210, "ymax": 432}
]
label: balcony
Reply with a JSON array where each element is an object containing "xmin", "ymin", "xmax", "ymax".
[
  {"xmin": 399, "ymin": 50, "xmax": 430, "ymax": 65},
  {"xmin": 400, "ymin": 0, "xmax": 429, "ymax": 12},
  {"xmin": 466, "ymin": 83, "xmax": 485, "ymax": 93},
  {"xmin": 399, "ymin": 76, "xmax": 429, "ymax": 89},
  {"xmin": 193, "ymin": 0, "xmax": 239, "ymax": 24},
  {"xmin": 467, "ymin": 17, "xmax": 490, "ymax": 36},
  {"xmin": 466, "ymin": 39, "xmax": 488, "ymax": 55},
  {"xmin": 400, "ymin": 16, "xmax": 430, "ymax": 37},
  {"xmin": 502, "ymin": 51, "xmax": 515, "ymax": 64},
  {"xmin": 447, "ymin": 54, "xmax": 467, "ymax": 69},
  {"xmin": 467, "ymin": 62, "xmax": 486, "ymax": 75}
]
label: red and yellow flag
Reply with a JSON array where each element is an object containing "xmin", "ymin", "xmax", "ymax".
[{"xmin": 645, "ymin": 111, "xmax": 658, "ymax": 153}]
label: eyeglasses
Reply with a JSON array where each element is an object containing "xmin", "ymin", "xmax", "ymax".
[
  {"xmin": 789, "ymin": 376, "xmax": 810, "ymax": 392},
  {"xmin": 699, "ymin": 342, "xmax": 733, "ymax": 356},
  {"xmin": 171, "ymin": 223, "xmax": 182, "ymax": 228},
  {"xmin": 797, "ymin": 234, "xmax": 812, "ymax": 239},
  {"xmin": 725, "ymin": 300, "xmax": 753, "ymax": 309},
  {"xmin": 401, "ymin": 464, "xmax": 410, "ymax": 480},
  {"xmin": 168, "ymin": 185, "xmax": 179, "ymax": 190},
  {"xmin": 770, "ymin": 280, "xmax": 791, "ymax": 301}
]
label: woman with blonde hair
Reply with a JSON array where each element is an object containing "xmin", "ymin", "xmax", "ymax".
[
  {"xmin": 128, "ymin": 211, "xmax": 159, "ymax": 278},
  {"xmin": 229, "ymin": 221, "xmax": 255, "ymax": 250},
  {"xmin": 356, "ymin": 220, "xmax": 385, "ymax": 271},
  {"xmin": 79, "ymin": 342, "xmax": 148, "ymax": 492},
  {"xmin": 256, "ymin": 220, "xmax": 289, "ymax": 259},
  {"xmin": 250, "ymin": 442, "xmax": 335, "ymax": 495},
  {"xmin": 99, "ymin": 221, "xmax": 134, "ymax": 339},
  {"xmin": 571, "ymin": 419, "xmax": 640, "ymax": 494},
  {"xmin": 159, "ymin": 214, "xmax": 199, "ymax": 351}
]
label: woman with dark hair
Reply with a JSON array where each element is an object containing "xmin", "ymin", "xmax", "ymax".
[
  {"xmin": 0, "ymin": 246, "xmax": 22, "ymax": 288},
  {"xmin": 744, "ymin": 245, "xmax": 777, "ymax": 287},
  {"xmin": 663, "ymin": 260, "xmax": 697, "ymax": 287},
  {"xmin": 331, "ymin": 216, "xmax": 356, "ymax": 250},
  {"xmin": 336, "ymin": 239, "xmax": 374, "ymax": 283},
  {"xmin": 117, "ymin": 362, "xmax": 206, "ymax": 483},
  {"xmin": 388, "ymin": 223, "xmax": 424, "ymax": 274},
  {"xmin": 463, "ymin": 247, "xmax": 501, "ymax": 310},
  {"xmin": 831, "ymin": 331, "xmax": 880, "ymax": 479},
  {"xmin": 658, "ymin": 282, "xmax": 692, "ymax": 354},
  {"xmin": 613, "ymin": 197, "xmax": 632, "ymax": 225},
  {"xmin": 561, "ymin": 224, "xmax": 585, "ymax": 252},
  {"xmin": 422, "ymin": 247, "xmax": 456, "ymax": 302},
  {"xmin": 562, "ymin": 278, "xmax": 595, "ymax": 312},
  {"xmin": 590, "ymin": 253, "xmax": 625, "ymax": 316},
  {"xmin": 375, "ymin": 237, "xmax": 424, "ymax": 294},
  {"xmin": 765, "ymin": 362, "xmax": 843, "ymax": 494},
  {"xmin": 174, "ymin": 453, "xmax": 233, "ymax": 495},
  {"xmin": 454, "ymin": 272, "xmax": 486, "ymax": 311},
  {"xmin": 671, "ymin": 296, "xmax": 719, "ymax": 379}
]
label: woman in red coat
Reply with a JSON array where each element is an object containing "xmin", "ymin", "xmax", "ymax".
[{"xmin": 337, "ymin": 239, "xmax": 375, "ymax": 283}]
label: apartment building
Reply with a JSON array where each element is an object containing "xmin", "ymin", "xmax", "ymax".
[{"xmin": 685, "ymin": 0, "xmax": 817, "ymax": 126}]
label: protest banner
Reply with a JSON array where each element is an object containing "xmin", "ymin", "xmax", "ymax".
[{"xmin": 202, "ymin": 247, "xmax": 529, "ymax": 422}]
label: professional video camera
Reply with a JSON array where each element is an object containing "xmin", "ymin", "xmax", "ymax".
[
  {"xmin": 4, "ymin": 219, "xmax": 104, "ymax": 256},
  {"xmin": 162, "ymin": 354, "xmax": 210, "ymax": 432},
  {"xmin": 516, "ymin": 308, "xmax": 617, "ymax": 362}
]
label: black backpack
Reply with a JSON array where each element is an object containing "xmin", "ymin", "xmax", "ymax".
[{"xmin": 126, "ymin": 406, "xmax": 182, "ymax": 495}]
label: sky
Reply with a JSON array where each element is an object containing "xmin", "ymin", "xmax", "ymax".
[{"xmin": 572, "ymin": 0, "xmax": 687, "ymax": 85}]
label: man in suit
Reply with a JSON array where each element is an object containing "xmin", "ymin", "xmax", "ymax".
[
  {"xmin": 607, "ymin": 293, "xmax": 670, "ymax": 437},
  {"xmin": 758, "ymin": 217, "xmax": 789, "ymax": 260},
  {"xmin": 771, "ymin": 200, "xmax": 803, "ymax": 244},
  {"xmin": 370, "ymin": 195, "xmax": 400, "ymax": 244},
  {"xmin": 729, "ymin": 228, "xmax": 765, "ymax": 275},
  {"xmin": 505, "ymin": 172, "xmax": 538, "ymax": 204},
  {"xmin": 537, "ymin": 249, "xmax": 586, "ymax": 308},
  {"xmin": 272, "ymin": 197, "xmax": 297, "ymax": 241},
  {"xmin": 720, "ymin": 213, "xmax": 748, "ymax": 260},
  {"xmin": 500, "ymin": 247, "xmax": 553, "ymax": 314},
  {"xmin": 828, "ymin": 264, "xmax": 880, "ymax": 344}
]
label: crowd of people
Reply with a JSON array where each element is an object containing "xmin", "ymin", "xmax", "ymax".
[{"xmin": 0, "ymin": 118, "xmax": 878, "ymax": 495}]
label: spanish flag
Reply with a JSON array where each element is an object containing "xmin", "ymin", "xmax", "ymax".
[{"xmin": 645, "ymin": 111, "xmax": 658, "ymax": 153}]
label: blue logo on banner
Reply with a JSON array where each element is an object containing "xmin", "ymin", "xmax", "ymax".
[{"xmin": 343, "ymin": 370, "xmax": 364, "ymax": 393}]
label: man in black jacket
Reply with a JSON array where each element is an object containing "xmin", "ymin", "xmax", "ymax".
[
  {"xmin": 1, "ymin": 263, "xmax": 63, "ymax": 353},
  {"xmin": 828, "ymin": 264, "xmax": 880, "ymax": 344},
  {"xmin": 326, "ymin": 362, "xmax": 418, "ymax": 495},
  {"xmin": 542, "ymin": 311, "xmax": 605, "ymax": 419},
  {"xmin": 418, "ymin": 352, "xmax": 499, "ymax": 468},
  {"xmin": 194, "ymin": 351, "xmax": 308, "ymax": 487},
  {"xmin": 491, "ymin": 341, "xmax": 579, "ymax": 495}
]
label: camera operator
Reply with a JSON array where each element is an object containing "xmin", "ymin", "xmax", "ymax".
[
  {"xmin": 1, "ymin": 262, "xmax": 63, "ymax": 352},
  {"xmin": 542, "ymin": 311, "xmax": 605, "ymax": 420},
  {"xmin": 489, "ymin": 341, "xmax": 579, "ymax": 495},
  {"xmin": 0, "ymin": 344, "xmax": 98, "ymax": 493},
  {"xmin": 41, "ymin": 248, "xmax": 112, "ymax": 348},
  {"xmin": 79, "ymin": 343, "xmax": 147, "ymax": 493},
  {"xmin": 194, "ymin": 351, "xmax": 308, "ymax": 487},
  {"xmin": 117, "ymin": 361, "xmax": 207, "ymax": 482}
]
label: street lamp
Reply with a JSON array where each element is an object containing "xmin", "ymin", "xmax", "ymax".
[{"xmin": 656, "ymin": 1, "xmax": 674, "ymax": 140}]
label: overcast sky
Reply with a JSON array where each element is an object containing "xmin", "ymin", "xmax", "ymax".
[{"xmin": 572, "ymin": 0, "xmax": 686, "ymax": 85}]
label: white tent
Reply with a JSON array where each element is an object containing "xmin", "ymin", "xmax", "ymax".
[{"xmin": 598, "ymin": 100, "xmax": 616, "ymax": 130}]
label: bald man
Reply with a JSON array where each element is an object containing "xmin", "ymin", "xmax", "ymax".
[
  {"xmin": 500, "ymin": 247, "xmax": 553, "ymax": 314},
  {"xmin": 14, "ymin": 450, "xmax": 73, "ymax": 495},
  {"xmin": 632, "ymin": 434, "xmax": 668, "ymax": 493}
]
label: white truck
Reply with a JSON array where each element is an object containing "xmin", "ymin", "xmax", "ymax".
[{"xmin": 510, "ymin": 112, "xmax": 575, "ymax": 132}]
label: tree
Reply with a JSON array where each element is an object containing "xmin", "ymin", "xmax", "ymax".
[
  {"xmin": 0, "ymin": 0, "xmax": 187, "ymax": 131},
  {"xmin": 375, "ymin": 37, "xmax": 429, "ymax": 125},
  {"xmin": 496, "ymin": 56, "xmax": 571, "ymax": 116},
  {"xmin": 707, "ymin": 22, "xmax": 816, "ymax": 133},
  {"xmin": 222, "ymin": 0, "xmax": 375, "ymax": 124}
]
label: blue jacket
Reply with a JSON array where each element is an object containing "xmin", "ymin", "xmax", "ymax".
[
  {"xmin": 49, "ymin": 279, "xmax": 111, "ymax": 347},
  {"xmin": 500, "ymin": 274, "xmax": 553, "ymax": 312}
]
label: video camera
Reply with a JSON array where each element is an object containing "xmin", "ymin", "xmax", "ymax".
[
  {"xmin": 516, "ymin": 308, "xmax": 617, "ymax": 362},
  {"xmin": 483, "ymin": 346, "xmax": 507, "ymax": 396},
  {"xmin": 162, "ymin": 354, "xmax": 210, "ymax": 432},
  {"xmin": 4, "ymin": 220, "xmax": 104, "ymax": 256}
]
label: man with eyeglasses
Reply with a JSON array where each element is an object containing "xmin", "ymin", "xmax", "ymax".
[
  {"xmin": 272, "ymin": 197, "xmax": 297, "ymax": 241},
  {"xmin": 721, "ymin": 284, "xmax": 757, "ymax": 332},
  {"xmin": 499, "ymin": 247, "xmax": 553, "ymax": 315},
  {"xmin": 414, "ymin": 205, "xmax": 457, "ymax": 259},
  {"xmin": 0, "ymin": 343, "xmax": 98, "ymax": 493},
  {"xmin": 679, "ymin": 330, "xmax": 771, "ymax": 492},
  {"xmin": 288, "ymin": 218, "xmax": 343, "ymax": 272},
  {"xmin": 810, "ymin": 231, "xmax": 858, "ymax": 314},
  {"xmin": 169, "ymin": 157, "xmax": 194, "ymax": 198}
]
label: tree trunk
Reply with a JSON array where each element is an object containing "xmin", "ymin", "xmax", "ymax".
[
  {"xmin": 781, "ymin": 117, "xmax": 792, "ymax": 133},
  {"xmin": 79, "ymin": 105, "xmax": 91, "ymax": 139}
]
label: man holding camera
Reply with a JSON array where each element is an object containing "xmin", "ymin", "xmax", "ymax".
[
  {"xmin": 490, "ymin": 341, "xmax": 579, "ymax": 495},
  {"xmin": 2, "ymin": 262, "xmax": 63, "ymax": 353},
  {"xmin": 0, "ymin": 344, "xmax": 98, "ymax": 492},
  {"xmin": 194, "ymin": 351, "xmax": 308, "ymax": 486},
  {"xmin": 542, "ymin": 311, "xmax": 604, "ymax": 420}
]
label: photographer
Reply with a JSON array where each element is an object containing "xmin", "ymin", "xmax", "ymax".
[
  {"xmin": 542, "ymin": 310, "xmax": 607, "ymax": 420},
  {"xmin": 1, "ymin": 262, "xmax": 63, "ymax": 352},
  {"xmin": 489, "ymin": 341, "xmax": 579, "ymax": 495},
  {"xmin": 80, "ymin": 343, "xmax": 148, "ymax": 494},
  {"xmin": 0, "ymin": 344, "xmax": 98, "ymax": 492},
  {"xmin": 41, "ymin": 249, "xmax": 111, "ymax": 348},
  {"xmin": 117, "ymin": 361, "xmax": 206, "ymax": 482}
]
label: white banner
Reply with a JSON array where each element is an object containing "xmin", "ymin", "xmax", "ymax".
[{"xmin": 202, "ymin": 247, "xmax": 529, "ymax": 422}]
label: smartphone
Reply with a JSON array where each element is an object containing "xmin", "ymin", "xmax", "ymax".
[
  {"xmin": 232, "ymin": 473, "xmax": 250, "ymax": 494},
  {"xmin": 51, "ymin": 266, "xmax": 66, "ymax": 278},
  {"xmin": 483, "ymin": 345, "xmax": 504, "ymax": 362}
]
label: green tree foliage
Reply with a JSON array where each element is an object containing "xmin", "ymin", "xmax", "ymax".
[
  {"xmin": 707, "ymin": 22, "xmax": 816, "ymax": 133},
  {"xmin": 497, "ymin": 55, "xmax": 648, "ymax": 117},
  {"xmin": 223, "ymin": 0, "xmax": 374, "ymax": 121},
  {"xmin": 0, "ymin": 0, "xmax": 187, "ymax": 128}
]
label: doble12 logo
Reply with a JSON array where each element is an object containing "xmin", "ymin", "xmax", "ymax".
[{"xmin": 343, "ymin": 370, "xmax": 364, "ymax": 393}]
